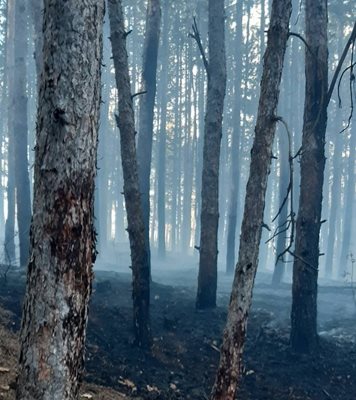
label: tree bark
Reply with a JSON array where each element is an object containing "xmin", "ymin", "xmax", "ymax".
[
  {"xmin": 29, "ymin": 0, "xmax": 44, "ymax": 82},
  {"xmin": 136, "ymin": 0, "xmax": 161, "ymax": 268},
  {"xmin": 4, "ymin": 0, "xmax": 16, "ymax": 264},
  {"xmin": 339, "ymin": 117, "xmax": 356, "ymax": 276},
  {"xmin": 157, "ymin": 0, "xmax": 169, "ymax": 259},
  {"xmin": 196, "ymin": 0, "xmax": 227, "ymax": 309},
  {"xmin": 13, "ymin": 0, "xmax": 32, "ymax": 267},
  {"xmin": 210, "ymin": 0, "xmax": 291, "ymax": 397},
  {"xmin": 271, "ymin": 131, "xmax": 289, "ymax": 286},
  {"xmin": 16, "ymin": 1, "xmax": 104, "ymax": 399},
  {"xmin": 290, "ymin": 0, "xmax": 328, "ymax": 354},
  {"xmin": 108, "ymin": 0, "xmax": 151, "ymax": 348},
  {"xmin": 226, "ymin": 0, "xmax": 243, "ymax": 276}
]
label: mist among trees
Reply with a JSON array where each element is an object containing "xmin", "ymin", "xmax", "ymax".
[{"xmin": 0, "ymin": 0, "xmax": 355, "ymax": 399}]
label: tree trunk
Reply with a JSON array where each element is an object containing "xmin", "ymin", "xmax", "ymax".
[
  {"xmin": 13, "ymin": 0, "xmax": 32, "ymax": 267},
  {"xmin": 4, "ymin": 0, "xmax": 16, "ymax": 265},
  {"xmin": 226, "ymin": 0, "xmax": 243, "ymax": 276},
  {"xmin": 324, "ymin": 109, "xmax": 342, "ymax": 277},
  {"xmin": 210, "ymin": 1, "xmax": 291, "ymax": 397},
  {"xmin": 157, "ymin": 0, "xmax": 169, "ymax": 259},
  {"xmin": 16, "ymin": 1, "xmax": 104, "ymax": 399},
  {"xmin": 290, "ymin": 0, "xmax": 328, "ymax": 354},
  {"xmin": 272, "ymin": 132, "xmax": 289, "ymax": 286},
  {"xmin": 136, "ymin": 0, "xmax": 161, "ymax": 270},
  {"xmin": 196, "ymin": 0, "xmax": 227, "ymax": 309},
  {"xmin": 339, "ymin": 117, "xmax": 356, "ymax": 276},
  {"xmin": 108, "ymin": 0, "xmax": 151, "ymax": 348},
  {"xmin": 29, "ymin": 0, "xmax": 44, "ymax": 82}
]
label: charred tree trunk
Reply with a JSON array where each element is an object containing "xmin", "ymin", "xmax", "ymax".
[
  {"xmin": 210, "ymin": 1, "xmax": 291, "ymax": 397},
  {"xmin": 136, "ymin": 0, "xmax": 161, "ymax": 269},
  {"xmin": 290, "ymin": 0, "xmax": 328, "ymax": 354},
  {"xmin": 196, "ymin": 0, "xmax": 227, "ymax": 309},
  {"xmin": 16, "ymin": 1, "xmax": 104, "ymax": 399},
  {"xmin": 108, "ymin": 0, "xmax": 151, "ymax": 348},
  {"xmin": 13, "ymin": 0, "xmax": 32, "ymax": 267}
]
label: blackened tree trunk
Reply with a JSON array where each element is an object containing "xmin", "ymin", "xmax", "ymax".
[
  {"xmin": 13, "ymin": 0, "xmax": 32, "ymax": 267},
  {"xmin": 136, "ymin": 0, "xmax": 161, "ymax": 268},
  {"xmin": 226, "ymin": 0, "xmax": 243, "ymax": 276},
  {"xmin": 196, "ymin": 0, "xmax": 227, "ymax": 309},
  {"xmin": 210, "ymin": 1, "xmax": 291, "ymax": 397},
  {"xmin": 16, "ymin": 1, "xmax": 104, "ymax": 399},
  {"xmin": 290, "ymin": 0, "xmax": 328, "ymax": 354},
  {"xmin": 108, "ymin": 0, "xmax": 151, "ymax": 348}
]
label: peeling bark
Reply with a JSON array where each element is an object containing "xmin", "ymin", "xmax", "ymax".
[
  {"xmin": 210, "ymin": 0, "xmax": 291, "ymax": 398},
  {"xmin": 108, "ymin": 0, "xmax": 151, "ymax": 349},
  {"xmin": 16, "ymin": 1, "xmax": 104, "ymax": 399}
]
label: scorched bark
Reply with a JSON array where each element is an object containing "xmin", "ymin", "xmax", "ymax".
[
  {"xmin": 16, "ymin": 1, "xmax": 104, "ymax": 399},
  {"xmin": 210, "ymin": 0, "xmax": 292, "ymax": 398}
]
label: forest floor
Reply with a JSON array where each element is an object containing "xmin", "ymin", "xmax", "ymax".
[{"xmin": 0, "ymin": 264, "xmax": 355, "ymax": 400}]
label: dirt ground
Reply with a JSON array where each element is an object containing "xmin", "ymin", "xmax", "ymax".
[{"xmin": 0, "ymin": 268, "xmax": 355, "ymax": 400}]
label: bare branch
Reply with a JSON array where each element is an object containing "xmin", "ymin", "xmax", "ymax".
[
  {"xmin": 268, "ymin": 116, "xmax": 297, "ymax": 265},
  {"xmin": 131, "ymin": 90, "xmax": 147, "ymax": 100},
  {"xmin": 189, "ymin": 17, "xmax": 209, "ymax": 74},
  {"xmin": 327, "ymin": 20, "xmax": 356, "ymax": 106},
  {"xmin": 288, "ymin": 32, "xmax": 314, "ymax": 57}
]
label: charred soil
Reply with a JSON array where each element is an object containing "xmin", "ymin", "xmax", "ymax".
[{"xmin": 0, "ymin": 269, "xmax": 355, "ymax": 400}]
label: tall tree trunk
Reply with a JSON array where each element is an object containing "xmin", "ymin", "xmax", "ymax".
[
  {"xmin": 16, "ymin": 1, "xmax": 104, "ymax": 398},
  {"xmin": 108, "ymin": 0, "xmax": 151, "ymax": 348},
  {"xmin": 13, "ymin": 0, "xmax": 32, "ymax": 267},
  {"xmin": 156, "ymin": 0, "xmax": 169, "ymax": 258},
  {"xmin": 136, "ymin": 0, "xmax": 161, "ymax": 270},
  {"xmin": 272, "ymin": 131, "xmax": 289, "ymax": 286},
  {"xmin": 196, "ymin": 0, "xmax": 227, "ymax": 309},
  {"xmin": 324, "ymin": 114, "xmax": 342, "ymax": 277},
  {"xmin": 290, "ymin": 0, "xmax": 328, "ymax": 354},
  {"xmin": 226, "ymin": 0, "xmax": 243, "ymax": 275},
  {"xmin": 210, "ymin": 1, "xmax": 291, "ymax": 397},
  {"xmin": 4, "ymin": 0, "xmax": 16, "ymax": 264},
  {"xmin": 95, "ymin": 28, "xmax": 111, "ymax": 254},
  {"xmin": 339, "ymin": 117, "xmax": 356, "ymax": 276},
  {"xmin": 182, "ymin": 46, "xmax": 194, "ymax": 252},
  {"xmin": 29, "ymin": 0, "xmax": 43, "ymax": 81}
]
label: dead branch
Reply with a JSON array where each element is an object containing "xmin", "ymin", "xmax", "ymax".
[
  {"xmin": 327, "ymin": 20, "xmax": 356, "ymax": 106},
  {"xmin": 288, "ymin": 32, "xmax": 314, "ymax": 57},
  {"xmin": 131, "ymin": 90, "xmax": 147, "ymax": 100},
  {"xmin": 268, "ymin": 116, "xmax": 297, "ymax": 265},
  {"xmin": 288, "ymin": 250, "xmax": 319, "ymax": 272},
  {"xmin": 337, "ymin": 61, "xmax": 356, "ymax": 107},
  {"xmin": 339, "ymin": 54, "xmax": 355, "ymax": 134},
  {"xmin": 189, "ymin": 17, "xmax": 209, "ymax": 74}
]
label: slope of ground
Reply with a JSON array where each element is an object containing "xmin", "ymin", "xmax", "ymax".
[{"xmin": 0, "ymin": 269, "xmax": 355, "ymax": 399}]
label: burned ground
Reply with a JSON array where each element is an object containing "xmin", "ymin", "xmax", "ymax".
[{"xmin": 0, "ymin": 268, "xmax": 355, "ymax": 400}]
